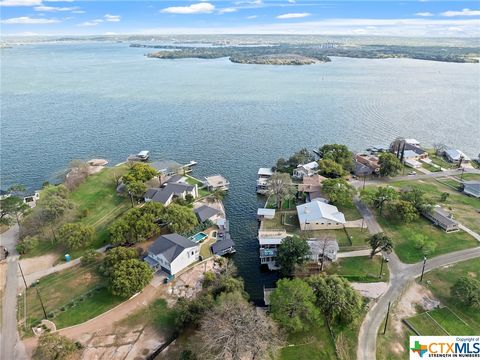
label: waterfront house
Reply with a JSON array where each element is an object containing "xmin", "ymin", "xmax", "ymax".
[
  {"xmin": 257, "ymin": 208, "xmax": 276, "ymax": 220},
  {"xmin": 307, "ymin": 239, "xmax": 339, "ymax": 262},
  {"xmin": 258, "ymin": 229, "xmax": 288, "ymax": 270},
  {"xmin": 296, "ymin": 200, "xmax": 346, "ymax": 230},
  {"xmin": 144, "ymin": 234, "xmax": 199, "ymax": 275},
  {"xmin": 293, "ymin": 161, "xmax": 319, "ymax": 179},
  {"xmin": 390, "ymin": 140, "xmax": 428, "ymax": 161},
  {"xmin": 145, "ymin": 183, "xmax": 198, "ymax": 206},
  {"xmin": 257, "ymin": 167, "xmax": 274, "ymax": 195},
  {"xmin": 298, "ymin": 174, "xmax": 326, "ymax": 201},
  {"xmin": 444, "ymin": 149, "xmax": 471, "ymax": 164},
  {"xmin": 211, "ymin": 219, "xmax": 236, "ymax": 256},
  {"xmin": 462, "ymin": 181, "xmax": 480, "ymax": 198},
  {"xmin": 194, "ymin": 205, "xmax": 221, "ymax": 223},
  {"xmin": 422, "ymin": 206, "xmax": 459, "ymax": 232},
  {"xmin": 204, "ymin": 175, "xmax": 230, "ymax": 191},
  {"xmin": 150, "ymin": 160, "xmax": 184, "ymax": 177},
  {"xmin": 354, "ymin": 162, "xmax": 374, "ymax": 177},
  {"xmin": 355, "ymin": 153, "xmax": 380, "ymax": 174}
]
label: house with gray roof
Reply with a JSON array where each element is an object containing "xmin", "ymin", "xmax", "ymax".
[
  {"xmin": 194, "ymin": 205, "xmax": 221, "ymax": 223},
  {"xmin": 444, "ymin": 149, "xmax": 470, "ymax": 164},
  {"xmin": 462, "ymin": 181, "xmax": 480, "ymax": 198},
  {"xmin": 307, "ymin": 239, "xmax": 340, "ymax": 262},
  {"xmin": 423, "ymin": 206, "xmax": 459, "ymax": 232},
  {"xmin": 144, "ymin": 233, "xmax": 199, "ymax": 275},
  {"xmin": 145, "ymin": 183, "xmax": 198, "ymax": 206},
  {"xmin": 212, "ymin": 219, "xmax": 236, "ymax": 256}
]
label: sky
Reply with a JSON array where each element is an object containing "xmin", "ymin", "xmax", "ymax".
[{"xmin": 1, "ymin": 0, "xmax": 480, "ymax": 37}]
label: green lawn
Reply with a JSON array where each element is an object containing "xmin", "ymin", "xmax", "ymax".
[
  {"xmin": 378, "ymin": 216, "xmax": 478, "ymax": 263},
  {"xmin": 119, "ymin": 298, "xmax": 176, "ymax": 333},
  {"xmin": 457, "ymin": 173, "xmax": 480, "ymax": 181},
  {"xmin": 280, "ymin": 320, "xmax": 337, "ymax": 360},
  {"xmin": 436, "ymin": 178, "xmax": 462, "ymax": 190},
  {"xmin": 428, "ymin": 154, "xmax": 456, "ymax": 169},
  {"xmin": 326, "ymin": 256, "xmax": 389, "ymax": 282},
  {"xmin": 337, "ymin": 204, "xmax": 362, "ymax": 221},
  {"xmin": 422, "ymin": 258, "xmax": 480, "ymax": 334},
  {"xmin": 18, "ymin": 262, "xmax": 124, "ymax": 332},
  {"xmin": 406, "ymin": 312, "xmax": 448, "ymax": 335},
  {"xmin": 421, "ymin": 162, "xmax": 441, "ymax": 172}
]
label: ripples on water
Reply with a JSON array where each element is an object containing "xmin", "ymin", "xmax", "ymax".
[{"xmin": 1, "ymin": 43, "xmax": 479, "ymax": 300}]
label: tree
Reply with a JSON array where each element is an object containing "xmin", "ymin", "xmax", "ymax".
[
  {"xmin": 366, "ymin": 233, "xmax": 393, "ymax": 258},
  {"xmin": 318, "ymin": 159, "xmax": 346, "ymax": 178},
  {"xmin": 306, "ymin": 274, "xmax": 362, "ymax": 325},
  {"xmin": 126, "ymin": 180, "xmax": 147, "ymax": 207},
  {"xmin": 37, "ymin": 185, "xmax": 73, "ymax": 242},
  {"xmin": 64, "ymin": 160, "xmax": 90, "ymax": 190},
  {"xmin": 81, "ymin": 249, "xmax": 99, "ymax": 266},
  {"xmin": 288, "ymin": 148, "xmax": 314, "ymax": 168},
  {"xmin": 440, "ymin": 192, "xmax": 449, "ymax": 202},
  {"xmin": 433, "ymin": 143, "xmax": 447, "ymax": 156},
  {"xmin": 378, "ymin": 153, "xmax": 403, "ymax": 177},
  {"xmin": 58, "ymin": 223, "xmax": 94, "ymax": 250},
  {"xmin": 451, "ymin": 276, "xmax": 480, "ymax": 309},
  {"xmin": 199, "ymin": 292, "xmax": 282, "ymax": 360},
  {"xmin": 411, "ymin": 234, "xmax": 437, "ymax": 256},
  {"xmin": 267, "ymin": 173, "xmax": 295, "ymax": 209},
  {"xmin": 318, "ymin": 144, "xmax": 354, "ymax": 172},
  {"xmin": 123, "ymin": 163, "xmax": 157, "ymax": 185},
  {"xmin": 400, "ymin": 186, "xmax": 432, "ymax": 212},
  {"xmin": 164, "ymin": 203, "xmax": 198, "ymax": 233},
  {"xmin": 276, "ymin": 236, "xmax": 310, "ymax": 276},
  {"xmin": 270, "ymin": 278, "xmax": 320, "ymax": 333},
  {"xmin": 102, "ymin": 246, "xmax": 139, "ymax": 275},
  {"xmin": 211, "ymin": 188, "xmax": 226, "ymax": 202},
  {"xmin": 0, "ymin": 195, "xmax": 30, "ymax": 229},
  {"xmin": 34, "ymin": 333, "xmax": 80, "ymax": 360},
  {"xmin": 387, "ymin": 200, "xmax": 418, "ymax": 223},
  {"xmin": 108, "ymin": 258, "xmax": 153, "ymax": 297},
  {"xmin": 174, "ymin": 294, "xmax": 215, "ymax": 330},
  {"xmin": 321, "ymin": 178, "xmax": 355, "ymax": 206},
  {"xmin": 362, "ymin": 186, "xmax": 398, "ymax": 216}
]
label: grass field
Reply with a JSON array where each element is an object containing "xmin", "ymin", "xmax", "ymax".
[
  {"xmin": 422, "ymin": 258, "xmax": 480, "ymax": 334},
  {"xmin": 406, "ymin": 307, "xmax": 473, "ymax": 336},
  {"xmin": 421, "ymin": 163, "xmax": 441, "ymax": 172},
  {"xmin": 119, "ymin": 298, "xmax": 175, "ymax": 333},
  {"xmin": 18, "ymin": 262, "xmax": 123, "ymax": 331},
  {"xmin": 327, "ymin": 256, "xmax": 389, "ymax": 282},
  {"xmin": 337, "ymin": 204, "xmax": 363, "ymax": 221}
]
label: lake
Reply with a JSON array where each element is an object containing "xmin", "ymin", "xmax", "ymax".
[{"xmin": 1, "ymin": 42, "xmax": 479, "ymax": 300}]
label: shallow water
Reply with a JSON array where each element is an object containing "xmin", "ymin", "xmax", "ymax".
[{"xmin": 1, "ymin": 42, "xmax": 479, "ymax": 300}]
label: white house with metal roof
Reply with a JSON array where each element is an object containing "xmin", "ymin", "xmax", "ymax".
[
  {"xmin": 293, "ymin": 161, "xmax": 319, "ymax": 179},
  {"xmin": 144, "ymin": 234, "xmax": 199, "ymax": 275},
  {"xmin": 444, "ymin": 149, "xmax": 470, "ymax": 164},
  {"xmin": 257, "ymin": 208, "xmax": 276, "ymax": 220},
  {"xmin": 296, "ymin": 200, "xmax": 346, "ymax": 230}
]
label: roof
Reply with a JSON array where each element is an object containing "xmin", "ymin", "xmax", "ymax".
[
  {"xmin": 217, "ymin": 218, "xmax": 229, "ymax": 231},
  {"xmin": 194, "ymin": 205, "xmax": 220, "ymax": 223},
  {"xmin": 211, "ymin": 237, "xmax": 236, "ymax": 255},
  {"xmin": 257, "ymin": 208, "xmax": 276, "ymax": 217},
  {"xmin": 150, "ymin": 160, "xmax": 182, "ymax": 173},
  {"xmin": 148, "ymin": 233, "xmax": 197, "ymax": 262},
  {"xmin": 165, "ymin": 175, "xmax": 184, "ymax": 184},
  {"xmin": 297, "ymin": 200, "xmax": 346, "ymax": 224},
  {"xmin": 430, "ymin": 207, "xmax": 458, "ymax": 227},
  {"xmin": 404, "ymin": 139, "xmax": 420, "ymax": 145},
  {"xmin": 445, "ymin": 149, "xmax": 470, "ymax": 161},
  {"xmin": 354, "ymin": 162, "xmax": 373, "ymax": 176},
  {"xmin": 147, "ymin": 183, "xmax": 195, "ymax": 204},
  {"xmin": 138, "ymin": 151, "xmax": 149, "ymax": 157},
  {"xmin": 463, "ymin": 181, "xmax": 480, "ymax": 197},
  {"xmin": 307, "ymin": 239, "xmax": 340, "ymax": 254},
  {"xmin": 298, "ymin": 174, "xmax": 326, "ymax": 192},
  {"xmin": 299, "ymin": 161, "xmax": 319, "ymax": 170},
  {"xmin": 258, "ymin": 168, "xmax": 273, "ymax": 176},
  {"xmin": 403, "ymin": 150, "xmax": 419, "ymax": 159}
]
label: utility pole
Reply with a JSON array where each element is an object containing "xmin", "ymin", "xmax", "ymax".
[
  {"xmin": 18, "ymin": 263, "xmax": 29, "ymax": 330},
  {"xmin": 420, "ymin": 256, "xmax": 427, "ymax": 283},
  {"xmin": 34, "ymin": 280, "xmax": 48, "ymax": 319},
  {"xmin": 379, "ymin": 256, "xmax": 389, "ymax": 278},
  {"xmin": 383, "ymin": 301, "xmax": 391, "ymax": 335}
]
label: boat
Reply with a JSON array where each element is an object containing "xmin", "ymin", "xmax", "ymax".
[{"xmin": 127, "ymin": 150, "xmax": 150, "ymax": 162}]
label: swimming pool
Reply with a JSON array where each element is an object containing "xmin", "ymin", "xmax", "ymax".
[{"xmin": 190, "ymin": 232, "xmax": 208, "ymax": 243}]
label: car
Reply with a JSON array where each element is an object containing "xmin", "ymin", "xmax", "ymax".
[{"xmin": 408, "ymin": 171, "xmax": 417, "ymax": 176}]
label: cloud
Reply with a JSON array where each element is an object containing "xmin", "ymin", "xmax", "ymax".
[
  {"xmin": 104, "ymin": 14, "xmax": 121, "ymax": 22},
  {"xmin": 0, "ymin": 0, "xmax": 41, "ymax": 6},
  {"xmin": 288, "ymin": 0, "xmax": 296, "ymax": 3},
  {"xmin": 218, "ymin": 7, "xmax": 237, "ymax": 14},
  {"xmin": 2, "ymin": 16, "xmax": 60, "ymax": 24},
  {"xmin": 415, "ymin": 12, "xmax": 433, "ymax": 17},
  {"xmin": 161, "ymin": 2, "xmax": 215, "ymax": 14},
  {"xmin": 440, "ymin": 8, "xmax": 480, "ymax": 17},
  {"xmin": 71, "ymin": 10, "xmax": 85, "ymax": 14},
  {"xmin": 78, "ymin": 19, "xmax": 103, "ymax": 26},
  {"xmin": 277, "ymin": 12, "xmax": 310, "ymax": 19},
  {"xmin": 34, "ymin": 5, "xmax": 79, "ymax": 12},
  {"xmin": 246, "ymin": 15, "xmax": 258, "ymax": 19}
]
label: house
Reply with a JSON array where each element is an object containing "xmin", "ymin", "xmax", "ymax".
[
  {"xmin": 404, "ymin": 139, "xmax": 421, "ymax": 146},
  {"xmin": 257, "ymin": 168, "xmax": 273, "ymax": 195},
  {"xmin": 204, "ymin": 175, "xmax": 230, "ymax": 191},
  {"xmin": 258, "ymin": 229, "xmax": 288, "ymax": 270},
  {"xmin": 145, "ymin": 183, "xmax": 198, "ymax": 206},
  {"xmin": 257, "ymin": 208, "xmax": 276, "ymax": 220},
  {"xmin": 307, "ymin": 239, "xmax": 340, "ymax": 262},
  {"xmin": 355, "ymin": 154, "xmax": 380, "ymax": 174},
  {"xmin": 296, "ymin": 200, "xmax": 346, "ymax": 230},
  {"xmin": 23, "ymin": 191, "xmax": 40, "ymax": 208},
  {"xmin": 298, "ymin": 174, "xmax": 326, "ymax": 201},
  {"xmin": 423, "ymin": 206, "xmax": 459, "ymax": 232},
  {"xmin": 444, "ymin": 149, "xmax": 471, "ymax": 164},
  {"xmin": 144, "ymin": 234, "xmax": 199, "ymax": 275},
  {"xmin": 211, "ymin": 219, "xmax": 236, "ymax": 256},
  {"xmin": 150, "ymin": 160, "xmax": 183, "ymax": 176},
  {"xmin": 194, "ymin": 205, "xmax": 222, "ymax": 223},
  {"xmin": 354, "ymin": 162, "xmax": 374, "ymax": 177},
  {"xmin": 404, "ymin": 158, "xmax": 422, "ymax": 169},
  {"xmin": 462, "ymin": 181, "xmax": 480, "ymax": 198},
  {"xmin": 293, "ymin": 161, "xmax": 319, "ymax": 179}
]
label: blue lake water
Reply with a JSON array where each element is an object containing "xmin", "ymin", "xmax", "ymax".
[{"xmin": 1, "ymin": 42, "xmax": 479, "ymax": 300}]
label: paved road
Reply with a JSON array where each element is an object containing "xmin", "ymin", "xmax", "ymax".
[{"xmin": 1, "ymin": 225, "xmax": 27, "ymax": 360}]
